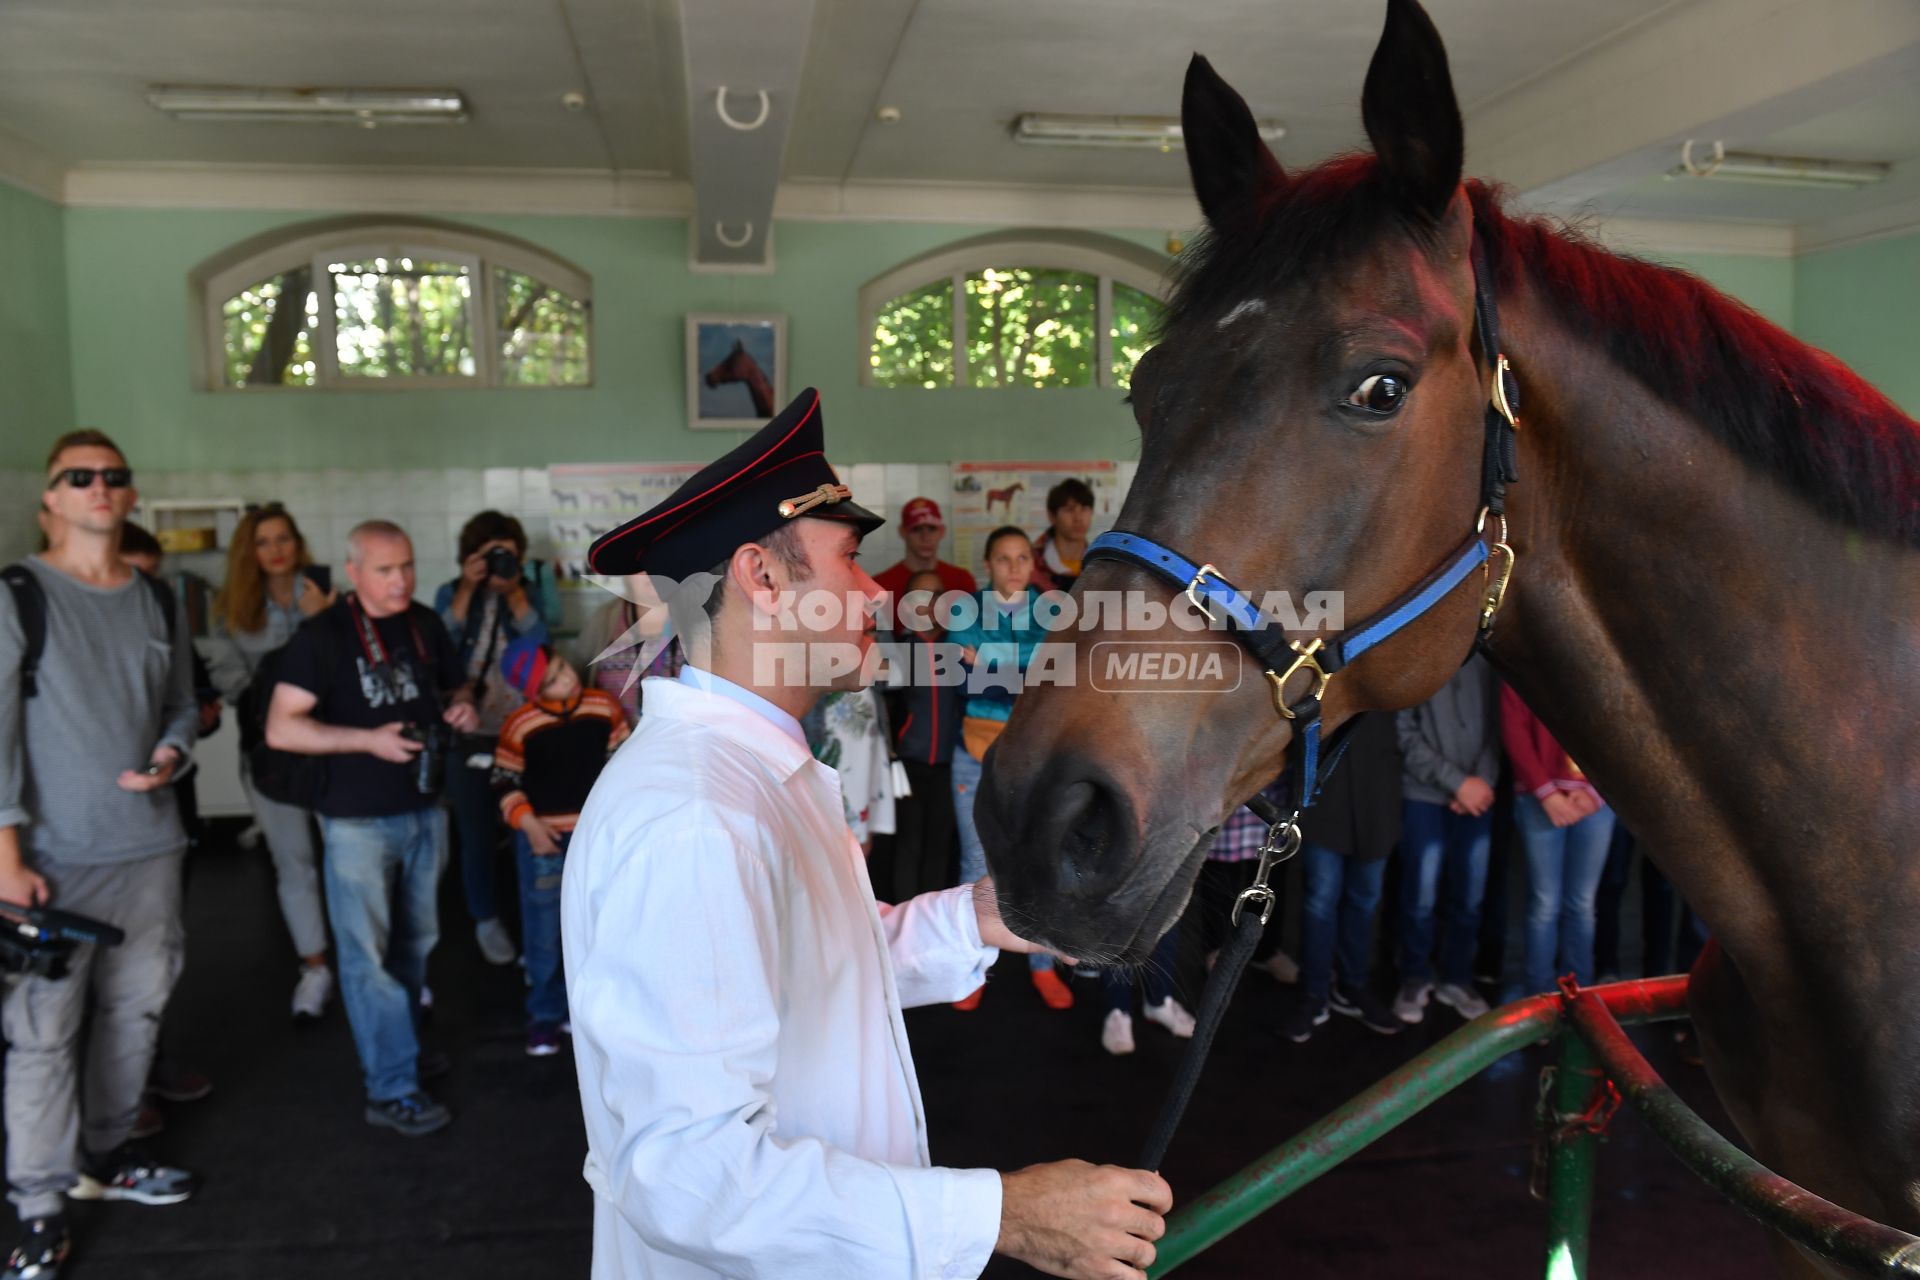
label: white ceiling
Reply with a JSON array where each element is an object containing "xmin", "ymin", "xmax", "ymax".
[{"xmin": 1, "ymin": 0, "xmax": 1916, "ymax": 254}]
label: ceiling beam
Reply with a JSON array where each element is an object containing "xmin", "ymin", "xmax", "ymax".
[
  {"xmin": 1465, "ymin": 0, "xmax": 1920, "ymax": 206},
  {"xmin": 680, "ymin": 0, "xmax": 814, "ymax": 268}
]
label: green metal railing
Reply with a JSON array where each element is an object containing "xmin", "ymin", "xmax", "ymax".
[{"xmin": 1149, "ymin": 976, "xmax": 1920, "ymax": 1278}]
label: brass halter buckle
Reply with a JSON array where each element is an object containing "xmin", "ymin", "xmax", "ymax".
[
  {"xmin": 1262, "ymin": 638, "xmax": 1331, "ymax": 721},
  {"xmin": 1185, "ymin": 562, "xmax": 1223, "ymax": 623},
  {"xmin": 1476, "ymin": 507, "xmax": 1515, "ymax": 631},
  {"xmin": 777, "ymin": 483, "xmax": 852, "ymax": 519},
  {"xmin": 1491, "ymin": 354, "xmax": 1521, "ymax": 431}
]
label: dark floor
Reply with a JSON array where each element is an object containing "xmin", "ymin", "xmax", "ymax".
[{"xmin": 53, "ymin": 823, "xmax": 1773, "ymax": 1278}]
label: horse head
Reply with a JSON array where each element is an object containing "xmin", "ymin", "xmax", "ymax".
[{"xmin": 979, "ymin": 0, "xmax": 1502, "ymax": 962}]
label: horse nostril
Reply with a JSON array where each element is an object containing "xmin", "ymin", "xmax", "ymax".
[{"xmin": 1056, "ymin": 779, "xmax": 1126, "ymax": 893}]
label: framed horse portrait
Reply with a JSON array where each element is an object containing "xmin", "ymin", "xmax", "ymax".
[{"xmin": 687, "ymin": 313, "xmax": 787, "ymax": 430}]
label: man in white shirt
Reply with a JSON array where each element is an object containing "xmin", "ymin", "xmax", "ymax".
[{"xmin": 566, "ymin": 388, "xmax": 1171, "ymax": 1280}]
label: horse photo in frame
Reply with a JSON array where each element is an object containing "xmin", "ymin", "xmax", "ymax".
[{"xmin": 688, "ymin": 314, "xmax": 786, "ymax": 430}]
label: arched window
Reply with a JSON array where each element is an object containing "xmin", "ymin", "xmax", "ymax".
[
  {"xmin": 861, "ymin": 231, "xmax": 1170, "ymax": 391},
  {"xmin": 191, "ymin": 218, "xmax": 592, "ymax": 391}
]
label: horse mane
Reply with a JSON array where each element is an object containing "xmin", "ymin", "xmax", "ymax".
[{"xmin": 1166, "ymin": 155, "xmax": 1920, "ymax": 547}]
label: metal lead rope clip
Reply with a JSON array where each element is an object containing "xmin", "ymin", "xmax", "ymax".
[{"xmin": 1232, "ymin": 810, "xmax": 1302, "ymax": 926}]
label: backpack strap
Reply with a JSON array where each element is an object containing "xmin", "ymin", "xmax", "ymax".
[
  {"xmin": 1, "ymin": 564, "xmax": 47, "ymax": 700},
  {"xmin": 135, "ymin": 569, "xmax": 178, "ymax": 646}
]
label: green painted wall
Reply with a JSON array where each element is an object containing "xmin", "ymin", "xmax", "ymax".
[
  {"xmin": 1793, "ymin": 232, "xmax": 1920, "ymax": 415},
  {"xmin": 57, "ymin": 208, "xmax": 1165, "ymax": 471},
  {"xmin": 1661, "ymin": 251, "xmax": 1794, "ymax": 330},
  {"xmin": 0, "ymin": 181, "xmax": 74, "ymax": 451}
]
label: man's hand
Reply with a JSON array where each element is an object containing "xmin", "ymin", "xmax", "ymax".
[
  {"xmin": 367, "ymin": 722, "xmax": 426, "ymax": 765},
  {"xmin": 522, "ymin": 815, "xmax": 560, "ymax": 856},
  {"xmin": 298, "ymin": 582, "xmax": 337, "ymax": 617},
  {"xmin": 117, "ymin": 746, "xmax": 181, "ymax": 793},
  {"xmin": 998, "ymin": 1160, "xmax": 1172, "ymax": 1280},
  {"xmin": 1453, "ymin": 776, "xmax": 1495, "ymax": 817},
  {"xmin": 0, "ymin": 854, "xmax": 48, "ymax": 908},
  {"xmin": 443, "ymin": 700, "xmax": 480, "ymax": 734},
  {"xmin": 1541, "ymin": 792, "xmax": 1585, "ymax": 828}
]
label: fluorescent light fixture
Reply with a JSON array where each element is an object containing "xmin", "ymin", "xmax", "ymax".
[
  {"xmin": 146, "ymin": 86, "xmax": 469, "ymax": 128},
  {"xmin": 1012, "ymin": 112, "xmax": 1284, "ymax": 151},
  {"xmin": 1666, "ymin": 141, "xmax": 1888, "ymax": 190}
]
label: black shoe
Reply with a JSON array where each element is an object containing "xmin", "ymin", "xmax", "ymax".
[
  {"xmin": 1279, "ymin": 996, "xmax": 1330, "ymax": 1044},
  {"xmin": 365, "ymin": 1092, "xmax": 451, "ymax": 1137},
  {"xmin": 68, "ymin": 1146, "xmax": 196, "ymax": 1205},
  {"xmin": 1329, "ymin": 983, "xmax": 1402, "ymax": 1036},
  {"xmin": 418, "ymin": 1049, "xmax": 451, "ymax": 1081},
  {"xmin": 3, "ymin": 1215, "xmax": 68, "ymax": 1280}
]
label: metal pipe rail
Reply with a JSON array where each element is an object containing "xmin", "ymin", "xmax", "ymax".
[{"xmin": 1149, "ymin": 976, "xmax": 1920, "ymax": 1278}]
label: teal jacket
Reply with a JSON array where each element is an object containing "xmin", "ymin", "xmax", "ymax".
[{"xmin": 944, "ymin": 586, "xmax": 1049, "ymax": 723}]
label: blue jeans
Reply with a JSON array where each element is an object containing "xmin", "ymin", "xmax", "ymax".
[
  {"xmin": 319, "ymin": 809, "xmax": 444, "ymax": 1102},
  {"xmin": 1516, "ymin": 794, "xmax": 1616, "ymax": 995},
  {"xmin": 952, "ymin": 746, "xmax": 1051, "ymax": 974},
  {"xmin": 1104, "ymin": 925, "xmax": 1178, "ymax": 1014},
  {"xmin": 1300, "ymin": 843, "xmax": 1387, "ymax": 999},
  {"xmin": 1396, "ymin": 799, "xmax": 1492, "ymax": 987},
  {"xmin": 515, "ymin": 828, "xmax": 570, "ymax": 1027}
]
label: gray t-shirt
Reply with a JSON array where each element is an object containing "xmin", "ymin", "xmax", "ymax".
[{"xmin": 0, "ymin": 556, "xmax": 197, "ymax": 866}]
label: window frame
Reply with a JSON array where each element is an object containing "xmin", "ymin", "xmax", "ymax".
[
  {"xmin": 859, "ymin": 230, "xmax": 1170, "ymax": 391},
  {"xmin": 192, "ymin": 217, "xmax": 593, "ymax": 393}
]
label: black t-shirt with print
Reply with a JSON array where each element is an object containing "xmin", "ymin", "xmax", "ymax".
[{"xmin": 277, "ymin": 597, "xmax": 464, "ymax": 818}]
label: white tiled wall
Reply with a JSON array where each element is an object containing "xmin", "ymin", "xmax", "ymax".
[{"xmin": 0, "ymin": 462, "xmax": 1005, "ymax": 629}]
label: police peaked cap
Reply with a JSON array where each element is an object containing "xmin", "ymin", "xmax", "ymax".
[{"xmin": 587, "ymin": 388, "xmax": 884, "ymax": 580}]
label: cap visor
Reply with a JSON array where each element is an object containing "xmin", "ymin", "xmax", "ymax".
[{"xmin": 804, "ymin": 499, "xmax": 886, "ymax": 536}]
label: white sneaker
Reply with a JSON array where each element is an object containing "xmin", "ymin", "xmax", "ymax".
[
  {"xmin": 1101, "ymin": 1010, "xmax": 1136, "ymax": 1055},
  {"xmin": 1143, "ymin": 997, "xmax": 1197, "ymax": 1039},
  {"xmin": 1434, "ymin": 982, "xmax": 1492, "ymax": 1021},
  {"xmin": 1392, "ymin": 980, "xmax": 1433, "ymax": 1024},
  {"xmin": 475, "ymin": 918, "xmax": 518, "ymax": 966},
  {"xmin": 291, "ymin": 965, "xmax": 333, "ymax": 1020}
]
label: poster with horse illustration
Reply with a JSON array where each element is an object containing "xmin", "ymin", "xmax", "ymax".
[
  {"xmin": 947, "ymin": 460, "xmax": 1123, "ymax": 570},
  {"xmin": 687, "ymin": 314, "xmax": 786, "ymax": 430},
  {"xmin": 548, "ymin": 462, "xmax": 704, "ymax": 588}
]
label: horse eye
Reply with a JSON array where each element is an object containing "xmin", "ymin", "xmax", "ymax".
[{"xmin": 1346, "ymin": 373, "xmax": 1408, "ymax": 414}]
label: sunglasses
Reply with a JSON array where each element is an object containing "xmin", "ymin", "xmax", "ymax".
[{"xmin": 47, "ymin": 467, "xmax": 133, "ymax": 490}]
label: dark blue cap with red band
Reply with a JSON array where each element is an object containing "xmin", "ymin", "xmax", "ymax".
[{"xmin": 587, "ymin": 388, "xmax": 884, "ymax": 579}]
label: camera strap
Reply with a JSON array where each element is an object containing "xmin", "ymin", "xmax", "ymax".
[{"xmin": 347, "ymin": 595, "xmax": 436, "ymax": 712}]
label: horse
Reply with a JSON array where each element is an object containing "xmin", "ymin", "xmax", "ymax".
[
  {"xmin": 986, "ymin": 481, "xmax": 1026, "ymax": 515},
  {"xmin": 976, "ymin": 2, "xmax": 1920, "ymax": 1272},
  {"xmin": 704, "ymin": 339, "xmax": 775, "ymax": 417}
]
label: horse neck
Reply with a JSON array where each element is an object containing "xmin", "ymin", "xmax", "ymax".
[{"xmin": 1489, "ymin": 285, "xmax": 1920, "ymax": 968}]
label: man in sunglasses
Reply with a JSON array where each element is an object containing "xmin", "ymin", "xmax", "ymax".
[{"xmin": 0, "ymin": 430, "xmax": 199, "ymax": 1280}]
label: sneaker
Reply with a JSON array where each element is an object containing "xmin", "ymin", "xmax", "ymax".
[
  {"xmin": 1100, "ymin": 1010, "xmax": 1136, "ymax": 1056},
  {"xmin": 475, "ymin": 918, "xmax": 517, "ymax": 966},
  {"xmin": 1433, "ymin": 981, "xmax": 1491, "ymax": 1021},
  {"xmin": 526, "ymin": 1024, "xmax": 563, "ymax": 1057},
  {"xmin": 364, "ymin": 1092, "xmax": 451, "ymax": 1137},
  {"xmin": 1251, "ymin": 950, "xmax": 1301, "ymax": 985},
  {"xmin": 1392, "ymin": 980, "xmax": 1433, "ymax": 1024},
  {"xmin": 147, "ymin": 1065, "xmax": 212, "ymax": 1104},
  {"xmin": 1329, "ymin": 984, "xmax": 1402, "ymax": 1035},
  {"xmin": 951, "ymin": 986, "xmax": 983, "ymax": 1012},
  {"xmin": 1280, "ymin": 996, "xmax": 1330, "ymax": 1043},
  {"xmin": 129, "ymin": 1102, "xmax": 165, "ymax": 1141},
  {"xmin": 68, "ymin": 1147, "xmax": 196, "ymax": 1205},
  {"xmin": 1030, "ymin": 968, "xmax": 1074, "ymax": 1011},
  {"xmin": 290, "ymin": 964, "xmax": 333, "ymax": 1021},
  {"xmin": 3, "ymin": 1214, "xmax": 69, "ymax": 1280},
  {"xmin": 1143, "ymin": 997, "xmax": 1197, "ymax": 1039}
]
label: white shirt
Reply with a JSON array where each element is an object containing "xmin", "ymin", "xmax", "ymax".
[{"xmin": 563, "ymin": 672, "xmax": 1003, "ymax": 1279}]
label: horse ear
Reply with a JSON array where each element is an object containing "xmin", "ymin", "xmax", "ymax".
[
  {"xmin": 1360, "ymin": 0, "xmax": 1464, "ymax": 223},
  {"xmin": 1182, "ymin": 54, "xmax": 1285, "ymax": 231}
]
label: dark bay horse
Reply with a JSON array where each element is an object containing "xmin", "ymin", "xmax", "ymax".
[
  {"xmin": 704, "ymin": 339, "xmax": 775, "ymax": 416},
  {"xmin": 977, "ymin": 1, "xmax": 1920, "ymax": 1270}
]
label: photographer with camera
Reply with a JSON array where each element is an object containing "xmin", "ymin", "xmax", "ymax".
[
  {"xmin": 433, "ymin": 511, "xmax": 553, "ymax": 968},
  {"xmin": 266, "ymin": 520, "xmax": 477, "ymax": 1137},
  {"xmin": 1, "ymin": 431, "xmax": 200, "ymax": 1280}
]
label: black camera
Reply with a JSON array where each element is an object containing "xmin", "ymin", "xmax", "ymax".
[
  {"xmin": 0, "ymin": 901, "xmax": 125, "ymax": 980},
  {"xmin": 401, "ymin": 721, "xmax": 452, "ymax": 796},
  {"xmin": 484, "ymin": 545, "xmax": 521, "ymax": 582}
]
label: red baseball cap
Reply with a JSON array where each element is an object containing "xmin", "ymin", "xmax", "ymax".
[{"xmin": 900, "ymin": 498, "xmax": 944, "ymax": 530}]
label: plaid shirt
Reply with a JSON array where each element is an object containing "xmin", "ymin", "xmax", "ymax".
[{"xmin": 1209, "ymin": 782, "xmax": 1289, "ymax": 862}]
